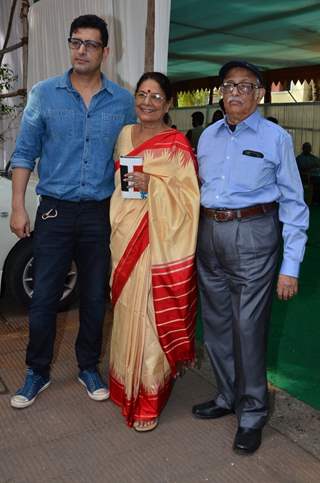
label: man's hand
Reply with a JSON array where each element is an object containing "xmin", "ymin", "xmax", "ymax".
[
  {"xmin": 277, "ymin": 274, "xmax": 298, "ymax": 301},
  {"xmin": 10, "ymin": 207, "xmax": 31, "ymax": 239}
]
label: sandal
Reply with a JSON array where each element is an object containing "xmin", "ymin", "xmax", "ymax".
[{"xmin": 133, "ymin": 418, "xmax": 158, "ymax": 432}]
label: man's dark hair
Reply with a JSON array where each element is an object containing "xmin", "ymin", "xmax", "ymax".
[
  {"xmin": 211, "ymin": 109, "xmax": 224, "ymax": 123},
  {"xmin": 302, "ymin": 142, "xmax": 312, "ymax": 154},
  {"xmin": 266, "ymin": 116, "xmax": 278, "ymax": 124},
  {"xmin": 192, "ymin": 111, "xmax": 204, "ymax": 126},
  {"xmin": 135, "ymin": 72, "xmax": 173, "ymax": 101},
  {"xmin": 70, "ymin": 15, "xmax": 109, "ymax": 47}
]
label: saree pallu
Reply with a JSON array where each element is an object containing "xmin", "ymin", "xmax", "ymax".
[{"xmin": 109, "ymin": 125, "xmax": 199, "ymax": 426}]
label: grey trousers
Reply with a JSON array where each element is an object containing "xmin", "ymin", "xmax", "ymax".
[{"xmin": 197, "ymin": 209, "xmax": 280, "ymax": 429}]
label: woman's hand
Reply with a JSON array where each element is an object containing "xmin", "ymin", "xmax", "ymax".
[{"xmin": 124, "ymin": 172, "xmax": 150, "ymax": 193}]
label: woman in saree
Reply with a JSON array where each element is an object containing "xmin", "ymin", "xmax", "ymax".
[{"xmin": 109, "ymin": 72, "xmax": 199, "ymax": 432}]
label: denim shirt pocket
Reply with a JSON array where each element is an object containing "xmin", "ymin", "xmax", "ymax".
[
  {"xmin": 45, "ymin": 109, "xmax": 75, "ymax": 140},
  {"xmin": 100, "ymin": 112, "xmax": 125, "ymax": 142}
]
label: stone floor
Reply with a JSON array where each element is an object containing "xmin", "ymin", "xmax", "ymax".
[{"xmin": 0, "ymin": 299, "xmax": 319, "ymax": 483}]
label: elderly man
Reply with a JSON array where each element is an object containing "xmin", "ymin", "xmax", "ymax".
[{"xmin": 193, "ymin": 60, "xmax": 309, "ymax": 454}]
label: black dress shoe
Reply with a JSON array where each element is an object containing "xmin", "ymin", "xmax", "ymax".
[
  {"xmin": 192, "ymin": 399, "xmax": 233, "ymax": 419},
  {"xmin": 233, "ymin": 427, "xmax": 262, "ymax": 454}
]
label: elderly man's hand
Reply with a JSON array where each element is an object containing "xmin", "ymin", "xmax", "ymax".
[{"xmin": 277, "ymin": 274, "xmax": 298, "ymax": 300}]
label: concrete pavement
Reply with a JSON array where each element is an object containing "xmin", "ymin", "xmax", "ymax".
[{"xmin": 0, "ymin": 302, "xmax": 319, "ymax": 483}]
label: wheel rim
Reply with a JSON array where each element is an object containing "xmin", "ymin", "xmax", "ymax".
[{"xmin": 22, "ymin": 258, "xmax": 77, "ymax": 301}]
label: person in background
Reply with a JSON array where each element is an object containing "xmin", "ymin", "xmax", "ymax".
[
  {"xmin": 209, "ymin": 109, "xmax": 224, "ymax": 125},
  {"xmin": 296, "ymin": 142, "xmax": 320, "ymax": 204},
  {"xmin": 10, "ymin": 14, "xmax": 135, "ymax": 409},
  {"xmin": 164, "ymin": 112, "xmax": 172, "ymax": 126},
  {"xmin": 266, "ymin": 116, "xmax": 278, "ymax": 124},
  {"xmin": 109, "ymin": 72, "xmax": 199, "ymax": 432},
  {"xmin": 186, "ymin": 111, "xmax": 205, "ymax": 152},
  {"xmin": 296, "ymin": 142, "xmax": 320, "ymax": 173},
  {"xmin": 193, "ymin": 60, "xmax": 309, "ymax": 455},
  {"xmin": 218, "ymin": 98, "xmax": 225, "ymax": 113}
]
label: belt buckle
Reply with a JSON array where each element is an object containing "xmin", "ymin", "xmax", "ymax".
[{"xmin": 214, "ymin": 211, "xmax": 227, "ymax": 222}]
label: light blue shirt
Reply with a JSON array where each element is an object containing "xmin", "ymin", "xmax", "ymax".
[
  {"xmin": 11, "ymin": 70, "xmax": 136, "ymax": 201},
  {"xmin": 197, "ymin": 110, "xmax": 309, "ymax": 277}
]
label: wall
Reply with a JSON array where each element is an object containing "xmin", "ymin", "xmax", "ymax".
[{"xmin": 169, "ymin": 103, "xmax": 320, "ymax": 156}]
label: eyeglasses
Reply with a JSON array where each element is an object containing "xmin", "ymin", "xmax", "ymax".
[
  {"xmin": 135, "ymin": 91, "xmax": 165, "ymax": 104},
  {"xmin": 220, "ymin": 81, "xmax": 260, "ymax": 95},
  {"xmin": 68, "ymin": 37, "xmax": 103, "ymax": 52}
]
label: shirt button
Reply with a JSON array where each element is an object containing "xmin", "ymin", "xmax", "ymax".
[
  {"xmin": 216, "ymin": 195, "xmax": 219, "ymax": 199},
  {"xmin": 82, "ymin": 182, "xmax": 85, "ymax": 186},
  {"xmin": 84, "ymin": 161, "xmax": 88, "ymax": 164},
  {"xmin": 86, "ymin": 137, "xmax": 89, "ymax": 142},
  {"xmin": 226, "ymin": 156, "xmax": 230, "ymax": 160},
  {"xmin": 231, "ymin": 137, "xmax": 235, "ymax": 141},
  {"xmin": 221, "ymin": 175, "xmax": 225, "ymax": 180},
  {"xmin": 87, "ymin": 114, "xmax": 91, "ymax": 118}
]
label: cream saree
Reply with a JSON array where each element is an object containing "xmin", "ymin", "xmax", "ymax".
[{"xmin": 109, "ymin": 125, "xmax": 199, "ymax": 426}]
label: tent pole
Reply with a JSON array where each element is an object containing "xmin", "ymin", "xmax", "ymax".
[
  {"xmin": 144, "ymin": 0, "xmax": 155, "ymax": 72},
  {"xmin": 20, "ymin": 0, "xmax": 30, "ymax": 92}
]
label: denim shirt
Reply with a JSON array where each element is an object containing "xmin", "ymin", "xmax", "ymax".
[
  {"xmin": 11, "ymin": 70, "xmax": 136, "ymax": 200},
  {"xmin": 197, "ymin": 110, "xmax": 309, "ymax": 277}
]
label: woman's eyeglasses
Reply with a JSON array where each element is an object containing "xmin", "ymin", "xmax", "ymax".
[
  {"xmin": 135, "ymin": 91, "xmax": 165, "ymax": 104},
  {"xmin": 68, "ymin": 37, "xmax": 103, "ymax": 52}
]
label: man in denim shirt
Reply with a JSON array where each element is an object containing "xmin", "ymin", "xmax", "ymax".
[{"xmin": 10, "ymin": 15, "xmax": 135, "ymax": 409}]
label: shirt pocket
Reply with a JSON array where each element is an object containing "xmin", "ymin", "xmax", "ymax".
[
  {"xmin": 100, "ymin": 112, "xmax": 125, "ymax": 142},
  {"xmin": 230, "ymin": 152, "xmax": 276, "ymax": 191},
  {"xmin": 46, "ymin": 109, "xmax": 75, "ymax": 140}
]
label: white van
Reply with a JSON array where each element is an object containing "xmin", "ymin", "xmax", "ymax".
[{"xmin": 0, "ymin": 169, "xmax": 78, "ymax": 310}]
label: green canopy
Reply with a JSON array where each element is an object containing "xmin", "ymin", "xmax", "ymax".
[{"xmin": 168, "ymin": 0, "xmax": 320, "ymax": 81}]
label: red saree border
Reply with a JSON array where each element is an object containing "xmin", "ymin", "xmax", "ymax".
[
  {"xmin": 109, "ymin": 370, "xmax": 173, "ymax": 427},
  {"xmin": 111, "ymin": 212, "xmax": 149, "ymax": 306},
  {"xmin": 114, "ymin": 128, "xmax": 197, "ymax": 171},
  {"xmin": 152, "ymin": 256, "xmax": 197, "ymax": 373}
]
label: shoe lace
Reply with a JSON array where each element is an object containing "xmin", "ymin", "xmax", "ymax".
[
  {"xmin": 19, "ymin": 369, "xmax": 43, "ymax": 397},
  {"xmin": 84, "ymin": 371, "xmax": 104, "ymax": 391}
]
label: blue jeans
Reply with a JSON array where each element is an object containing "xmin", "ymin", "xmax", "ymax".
[{"xmin": 26, "ymin": 196, "xmax": 110, "ymax": 376}]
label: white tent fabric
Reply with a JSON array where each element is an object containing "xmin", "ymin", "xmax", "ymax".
[
  {"xmin": 154, "ymin": 0, "xmax": 171, "ymax": 75},
  {"xmin": 0, "ymin": 0, "xmax": 24, "ymax": 165},
  {"xmin": 28, "ymin": 0, "xmax": 171, "ymax": 92},
  {"xmin": 0, "ymin": 1, "xmax": 23, "ymax": 91},
  {"xmin": 0, "ymin": 0, "xmax": 170, "ymax": 164}
]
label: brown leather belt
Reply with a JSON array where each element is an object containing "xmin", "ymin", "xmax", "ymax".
[{"xmin": 201, "ymin": 202, "xmax": 277, "ymax": 222}]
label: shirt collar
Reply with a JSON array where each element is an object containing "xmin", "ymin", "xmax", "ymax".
[
  {"xmin": 219, "ymin": 109, "xmax": 261, "ymax": 133},
  {"xmin": 240, "ymin": 110, "xmax": 261, "ymax": 132},
  {"xmin": 57, "ymin": 69, "xmax": 114, "ymax": 95}
]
